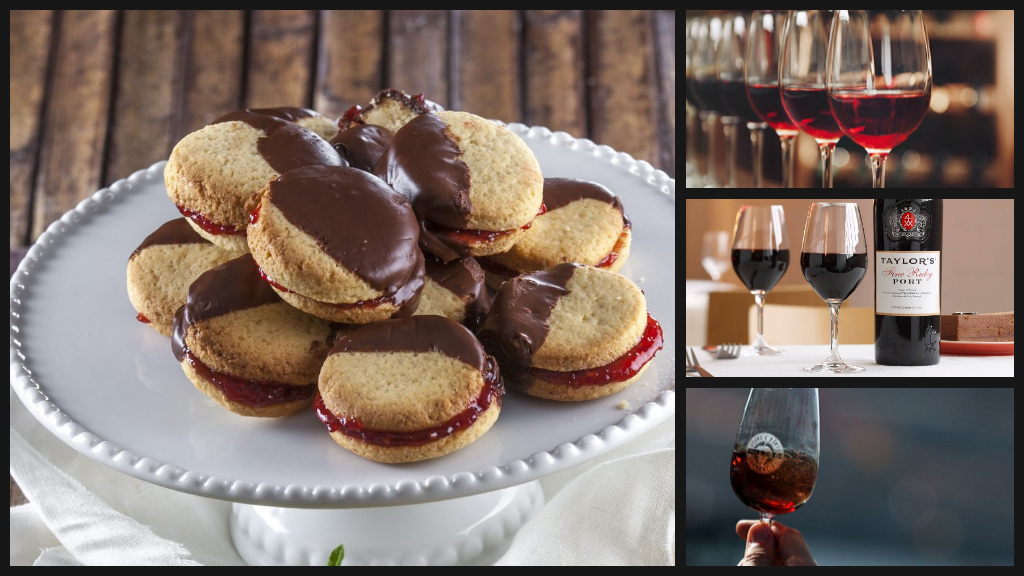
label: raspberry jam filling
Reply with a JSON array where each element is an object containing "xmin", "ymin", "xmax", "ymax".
[
  {"xmin": 529, "ymin": 313, "xmax": 663, "ymax": 387},
  {"xmin": 315, "ymin": 361, "xmax": 503, "ymax": 447},
  {"xmin": 177, "ymin": 205, "xmax": 245, "ymax": 236},
  {"xmin": 180, "ymin": 346, "xmax": 315, "ymax": 407},
  {"xmin": 257, "ymin": 268, "xmax": 394, "ymax": 310}
]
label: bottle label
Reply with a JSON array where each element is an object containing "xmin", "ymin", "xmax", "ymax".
[
  {"xmin": 876, "ymin": 200, "xmax": 940, "ymax": 316},
  {"xmin": 876, "ymin": 250, "xmax": 940, "ymax": 315}
]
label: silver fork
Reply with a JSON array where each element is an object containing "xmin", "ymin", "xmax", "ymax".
[{"xmin": 716, "ymin": 344, "xmax": 742, "ymax": 359}]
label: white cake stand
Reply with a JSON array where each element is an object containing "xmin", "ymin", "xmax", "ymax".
[{"xmin": 10, "ymin": 123, "xmax": 676, "ymax": 565}]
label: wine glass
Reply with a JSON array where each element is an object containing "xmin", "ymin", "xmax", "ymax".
[
  {"xmin": 730, "ymin": 205, "xmax": 789, "ymax": 355},
  {"xmin": 745, "ymin": 10, "xmax": 798, "ymax": 188},
  {"xmin": 799, "ymin": 203, "xmax": 868, "ymax": 373},
  {"xmin": 701, "ymin": 231, "xmax": 731, "ymax": 281},
  {"xmin": 718, "ymin": 12, "xmax": 764, "ymax": 188},
  {"xmin": 685, "ymin": 17, "xmax": 700, "ymax": 186},
  {"xmin": 781, "ymin": 10, "xmax": 843, "ymax": 188},
  {"xmin": 693, "ymin": 15, "xmax": 725, "ymax": 188},
  {"xmin": 827, "ymin": 11, "xmax": 932, "ymax": 188},
  {"xmin": 731, "ymin": 388, "xmax": 819, "ymax": 525}
]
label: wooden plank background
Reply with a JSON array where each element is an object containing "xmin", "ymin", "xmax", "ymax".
[{"xmin": 9, "ymin": 9, "xmax": 677, "ymax": 249}]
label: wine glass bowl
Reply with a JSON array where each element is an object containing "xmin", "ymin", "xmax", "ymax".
[
  {"xmin": 781, "ymin": 86, "xmax": 845, "ymax": 143},
  {"xmin": 747, "ymin": 84, "xmax": 798, "ymax": 137},
  {"xmin": 730, "ymin": 388, "xmax": 820, "ymax": 523},
  {"xmin": 731, "ymin": 449, "xmax": 818, "ymax": 516},
  {"xmin": 720, "ymin": 79, "xmax": 761, "ymax": 123},
  {"xmin": 829, "ymin": 90, "xmax": 931, "ymax": 154}
]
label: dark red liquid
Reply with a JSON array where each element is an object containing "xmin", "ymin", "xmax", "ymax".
[
  {"xmin": 731, "ymin": 449, "xmax": 818, "ymax": 516},
  {"xmin": 720, "ymin": 79, "xmax": 760, "ymax": 122},
  {"xmin": 747, "ymin": 84, "xmax": 799, "ymax": 136},
  {"xmin": 686, "ymin": 76, "xmax": 703, "ymax": 109},
  {"xmin": 695, "ymin": 78, "xmax": 729, "ymax": 115},
  {"xmin": 781, "ymin": 86, "xmax": 844, "ymax": 142},
  {"xmin": 829, "ymin": 91, "xmax": 931, "ymax": 153},
  {"xmin": 730, "ymin": 248, "xmax": 789, "ymax": 292}
]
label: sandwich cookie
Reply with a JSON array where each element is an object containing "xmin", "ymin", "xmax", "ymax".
[
  {"xmin": 164, "ymin": 110, "xmax": 344, "ymax": 252},
  {"xmin": 479, "ymin": 178, "xmax": 632, "ymax": 287},
  {"xmin": 329, "ymin": 124, "xmax": 393, "ymax": 171},
  {"xmin": 338, "ymin": 88, "xmax": 444, "ymax": 133},
  {"xmin": 127, "ymin": 218, "xmax": 237, "ymax": 335},
  {"xmin": 477, "ymin": 263, "xmax": 663, "ymax": 401},
  {"xmin": 316, "ymin": 315, "xmax": 503, "ymax": 463},
  {"xmin": 172, "ymin": 254, "xmax": 334, "ymax": 417},
  {"xmin": 374, "ymin": 111, "xmax": 544, "ymax": 262},
  {"xmin": 247, "ymin": 165, "xmax": 425, "ymax": 323},
  {"xmin": 216, "ymin": 106, "xmax": 340, "ymax": 141},
  {"xmin": 414, "ymin": 255, "xmax": 491, "ymax": 330}
]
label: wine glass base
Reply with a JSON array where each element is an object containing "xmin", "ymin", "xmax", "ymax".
[
  {"xmin": 802, "ymin": 362, "xmax": 864, "ymax": 374},
  {"xmin": 750, "ymin": 345, "xmax": 785, "ymax": 356}
]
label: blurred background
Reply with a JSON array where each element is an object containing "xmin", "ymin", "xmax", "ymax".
[
  {"xmin": 685, "ymin": 10, "xmax": 1015, "ymax": 188},
  {"xmin": 685, "ymin": 388, "xmax": 1014, "ymax": 566}
]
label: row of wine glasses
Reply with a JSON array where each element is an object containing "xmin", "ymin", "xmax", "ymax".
[
  {"xmin": 730, "ymin": 203, "xmax": 867, "ymax": 373},
  {"xmin": 688, "ymin": 11, "xmax": 932, "ymax": 188}
]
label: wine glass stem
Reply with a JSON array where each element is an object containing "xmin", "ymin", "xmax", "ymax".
[
  {"xmin": 780, "ymin": 136, "xmax": 796, "ymax": 188},
  {"xmin": 704, "ymin": 113, "xmax": 722, "ymax": 187},
  {"xmin": 869, "ymin": 154, "xmax": 888, "ymax": 188},
  {"xmin": 818, "ymin": 142, "xmax": 837, "ymax": 188},
  {"xmin": 749, "ymin": 124, "xmax": 766, "ymax": 188},
  {"xmin": 686, "ymin": 108, "xmax": 696, "ymax": 177},
  {"xmin": 724, "ymin": 119, "xmax": 739, "ymax": 188}
]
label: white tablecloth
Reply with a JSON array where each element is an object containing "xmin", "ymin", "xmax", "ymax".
[{"xmin": 683, "ymin": 345, "xmax": 1013, "ymax": 377}]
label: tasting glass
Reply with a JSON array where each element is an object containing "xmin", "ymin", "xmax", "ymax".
[
  {"xmin": 826, "ymin": 10, "xmax": 932, "ymax": 188},
  {"xmin": 745, "ymin": 10, "xmax": 798, "ymax": 188},
  {"xmin": 731, "ymin": 388, "xmax": 820, "ymax": 524},
  {"xmin": 781, "ymin": 10, "xmax": 841, "ymax": 188},
  {"xmin": 693, "ymin": 15, "xmax": 724, "ymax": 188}
]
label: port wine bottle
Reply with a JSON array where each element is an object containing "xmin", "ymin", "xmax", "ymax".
[{"xmin": 874, "ymin": 199, "xmax": 942, "ymax": 366}]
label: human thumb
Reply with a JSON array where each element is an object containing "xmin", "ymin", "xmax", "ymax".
[{"xmin": 738, "ymin": 522, "xmax": 779, "ymax": 566}]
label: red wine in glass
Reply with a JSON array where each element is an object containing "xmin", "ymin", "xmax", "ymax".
[
  {"xmin": 731, "ymin": 248, "xmax": 790, "ymax": 292},
  {"xmin": 799, "ymin": 252, "xmax": 868, "ymax": 302},
  {"xmin": 720, "ymin": 79, "xmax": 761, "ymax": 123},
  {"xmin": 731, "ymin": 449, "xmax": 818, "ymax": 516},
  {"xmin": 781, "ymin": 86, "xmax": 844, "ymax": 142},
  {"xmin": 747, "ymin": 84, "xmax": 799, "ymax": 136},
  {"xmin": 829, "ymin": 91, "xmax": 931, "ymax": 153},
  {"xmin": 695, "ymin": 78, "xmax": 730, "ymax": 116},
  {"xmin": 686, "ymin": 76, "xmax": 705, "ymax": 109}
]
